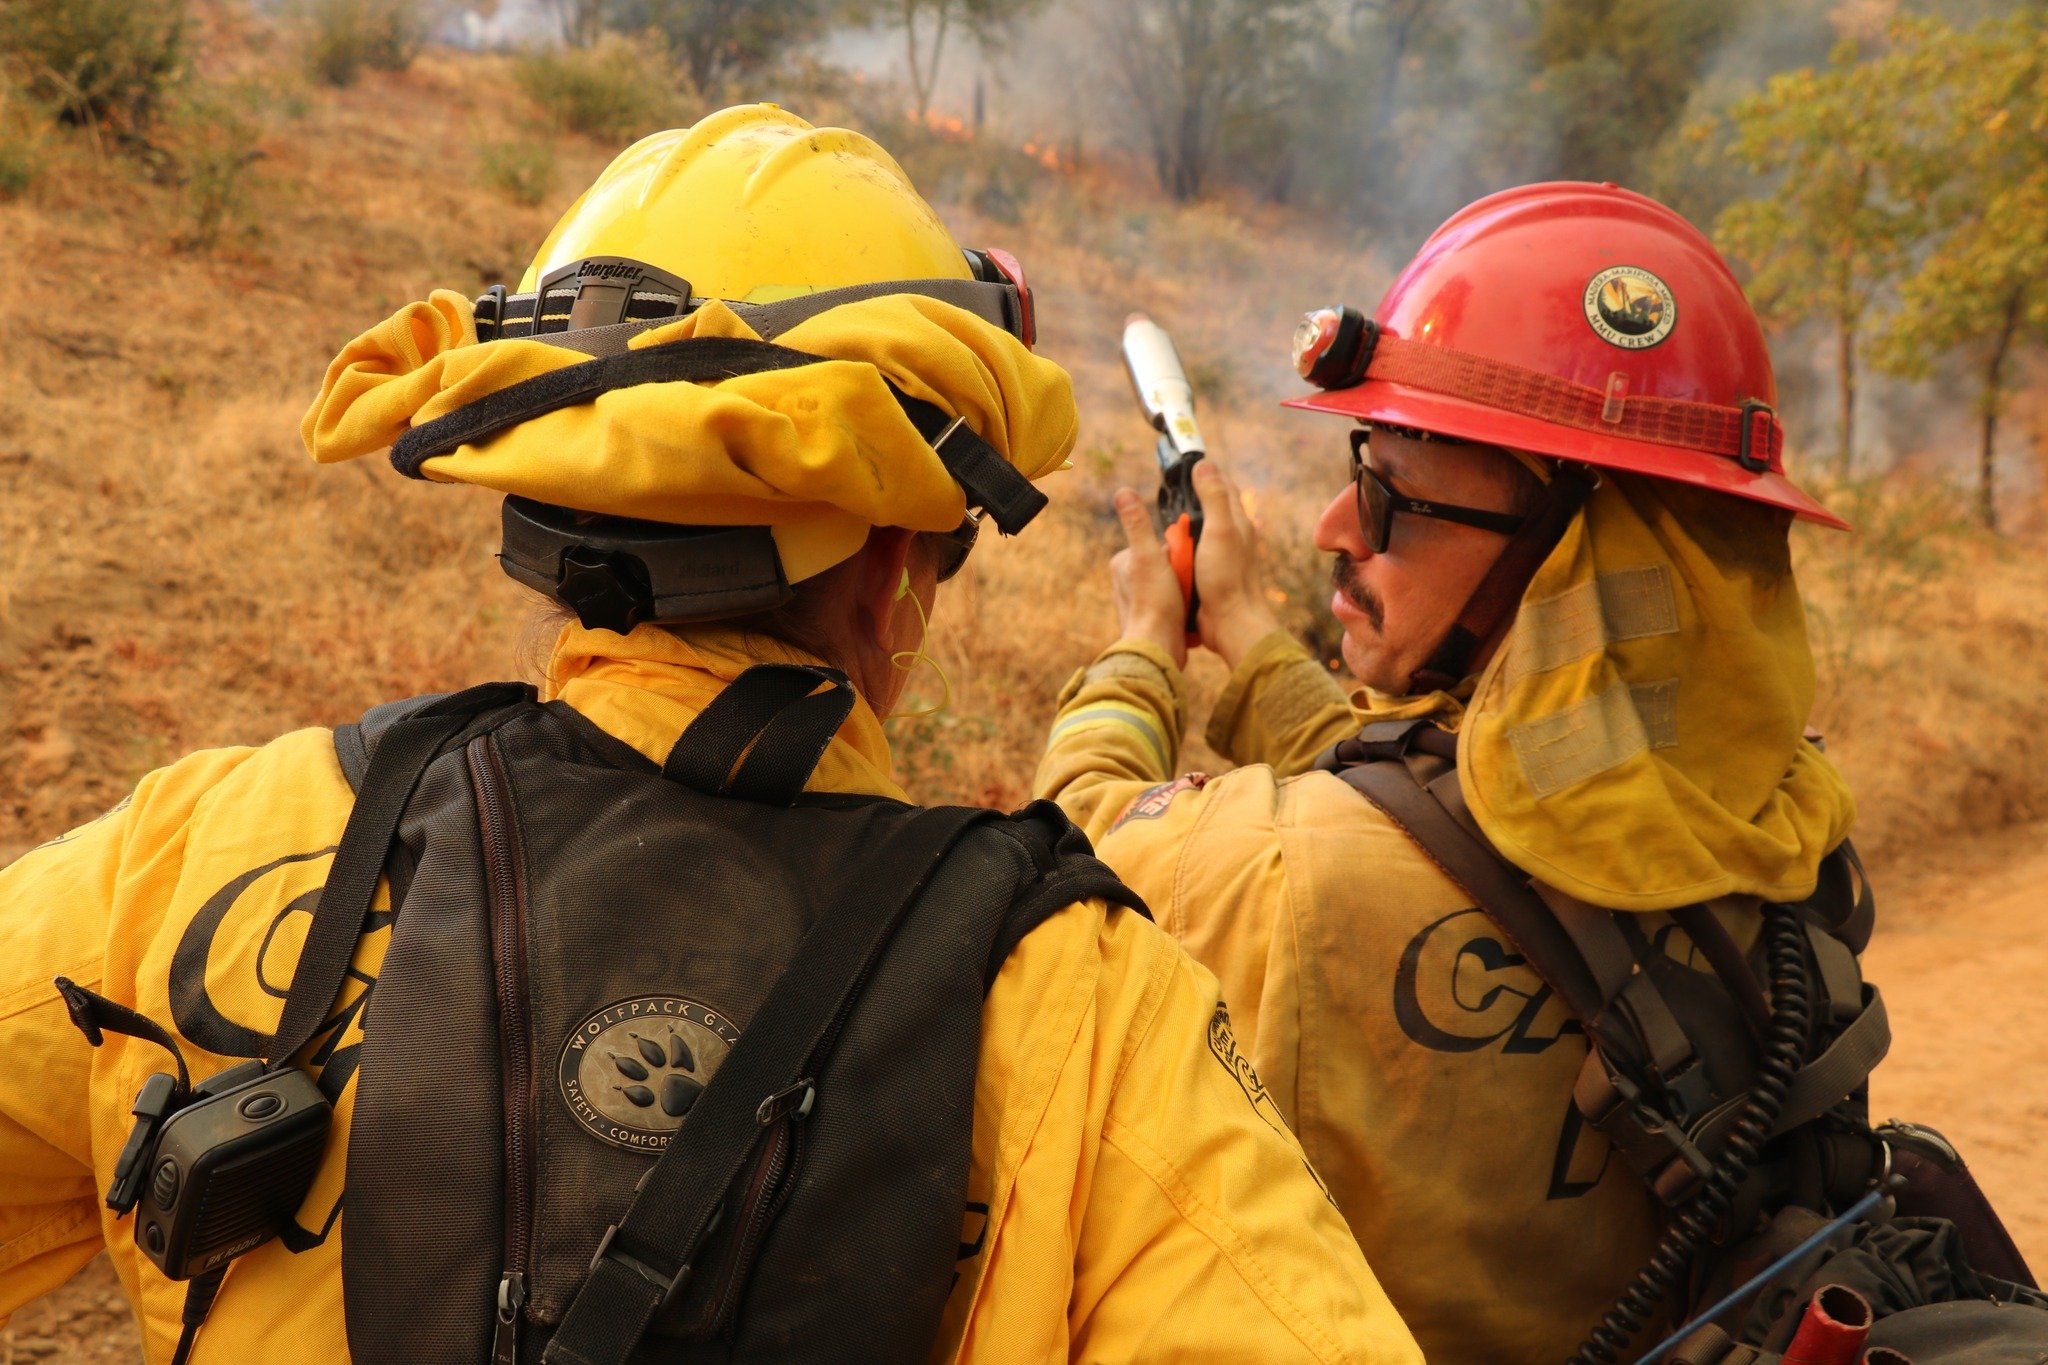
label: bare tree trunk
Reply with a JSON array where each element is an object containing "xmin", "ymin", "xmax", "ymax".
[
  {"xmin": 904, "ymin": 0, "xmax": 952, "ymax": 118},
  {"xmin": 1366, "ymin": 6, "xmax": 1420, "ymax": 208},
  {"xmin": 1977, "ymin": 288, "xmax": 2024, "ymax": 532},
  {"xmin": 553, "ymin": 0, "xmax": 603, "ymax": 47},
  {"xmin": 1836, "ymin": 310, "xmax": 1857, "ymax": 478}
]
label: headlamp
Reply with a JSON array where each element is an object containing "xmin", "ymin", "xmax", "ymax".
[{"xmin": 1292, "ymin": 305, "xmax": 1378, "ymax": 390}]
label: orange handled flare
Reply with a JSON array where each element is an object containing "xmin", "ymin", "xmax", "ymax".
[
  {"xmin": 1162, "ymin": 511, "xmax": 1197, "ymax": 619},
  {"xmin": 1122, "ymin": 314, "xmax": 1206, "ymax": 645}
]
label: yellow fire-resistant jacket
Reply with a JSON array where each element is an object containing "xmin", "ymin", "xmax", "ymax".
[
  {"xmin": 0, "ymin": 626, "xmax": 1421, "ymax": 1365},
  {"xmin": 1036, "ymin": 631, "xmax": 1670, "ymax": 1362}
]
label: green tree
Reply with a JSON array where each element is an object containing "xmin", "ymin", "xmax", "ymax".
[
  {"xmin": 608, "ymin": 0, "xmax": 829, "ymax": 93},
  {"xmin": 0, "ymin": 0, "xmax": 187, "ymax": 139},
  {"xmin": 544, "ymin": 0, "xmax": 609, "ymax": 47},
  {"xmin": 1715, "ymin": 40, "xmax": 1919, "ymax": 474},
  {"xmin": 1872, "ymin": 14, "xmax": 2048, "ymax": 531},
  {"xmin": 1533, "ymin": 0, "xmax": 1747, "ymax": 185}
]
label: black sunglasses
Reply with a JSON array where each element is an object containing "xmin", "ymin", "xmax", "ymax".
[
  {"xmin": 932, "ymin": 511, "xmax": 982, "ymax": 583},
  {"xmin": 1348, "ymin": 428, "xmax": 1526, "ymax": 554}
]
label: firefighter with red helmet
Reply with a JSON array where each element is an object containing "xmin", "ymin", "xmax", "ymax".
[{"xmin": 1036, "ymin": 183, "xmax": 1882, "ymax": 1359}]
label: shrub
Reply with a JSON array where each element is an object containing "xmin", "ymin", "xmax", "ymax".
[
  {"xmin": 0, "ymin": 0, "xmax": 187, "ymax": 138},
  {"xmin": 513, "ymin": 34, "xmax": 687, "ymax": 142},
  {"xmin": 160, "ymin": 84, "xmax": 265, "ymax": 251},
  {"xmin": 0, "ymin": 82, "xmax": 43, "ymax": 198},
  {"xmin": 299, "ymin": 0, "xmax": 438, "ymax": 88},
  {"xmin": 0, "ymin": 135, "xmax": 38, "ymax": 199},
  {"xmin": 478, "ymin": 137, "xmax": 557, "ymax": 207}
]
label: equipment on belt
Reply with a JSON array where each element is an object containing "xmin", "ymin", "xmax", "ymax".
[
  {"xmin": 1312, "ymin": 723, "xmax": 2046, "ymax": 1364},
  {"xmin": 1121, "ymin": 314, "xmax": 1206, "ymax": 643}
]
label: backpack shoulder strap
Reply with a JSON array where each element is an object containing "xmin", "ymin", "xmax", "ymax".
[
  {"xmin": 279, "ymin": 682, "xmax": 534, "ymax": 1070},
  {"xmin": 1324, "ymin": 740, "xmax": 1607, "ymax": 1023},
  {"xmin": 979, "ymin": 800, "xmax": 1151, "ymax": 988},
  {"xmin": 332, "ymin": 682, "xmax": 537, "ymax": 792},
  {"xmin": 542, "ymin": 800, "xmax": 992, "ymax": 1365}
]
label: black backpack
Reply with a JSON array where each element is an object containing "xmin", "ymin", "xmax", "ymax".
[
  {"xmin": 1315, "ymin": 719, "xmax": 2047, "ymax": 1365},
  {"xmin": 312, "ymin": 664, "xmax": 1144, "ymax": 1364}
]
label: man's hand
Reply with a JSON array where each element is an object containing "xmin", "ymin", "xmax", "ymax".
[
  {"xmin": 1191, "ymin": 460, "xmax": 1284, "ymax": 670},
  {"xmin": 1110, "ymin": 488, "xmax": 1191, "ymax": 670}
]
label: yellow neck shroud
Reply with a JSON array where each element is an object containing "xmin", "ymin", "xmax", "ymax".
[
  {"xmin": 1358, "ymin": 473, "xmax": 1855, "ymax": 912},
  {"xmin": 301, "ymin": 288, "xmax": 1078, "ymax": 584}
]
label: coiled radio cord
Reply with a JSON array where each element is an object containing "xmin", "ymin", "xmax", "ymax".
[{"xmin": 1567, "ymin": 901, "xmax": 1813, "ymax": 1365}]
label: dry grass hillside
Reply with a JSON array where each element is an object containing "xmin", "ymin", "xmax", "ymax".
[{"xmin": 4, "ymin": 21, "xmax": 2047, "ymax": 879}]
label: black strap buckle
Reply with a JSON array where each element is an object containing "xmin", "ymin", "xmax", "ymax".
[
  {"xmin": 588, "ymin": 1223, "xmax": 694, "ymax": 1314},
  {"xmin": 107, "ymin": 1072, "xmax": 182, "ymax": 1214},
  {"xmin": 1736, "ymin": 400, "xmax": 1776, "ymax": 473}
]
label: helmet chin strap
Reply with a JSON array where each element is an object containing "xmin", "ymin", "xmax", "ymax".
[{"xmin": 1405, "ymin": 462, "xmax": 1598, "ymax": 697}]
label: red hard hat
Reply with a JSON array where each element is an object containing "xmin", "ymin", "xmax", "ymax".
[{"xmin": 1286, "ymin": 182, "xmax": 1847, "ymax": 530}]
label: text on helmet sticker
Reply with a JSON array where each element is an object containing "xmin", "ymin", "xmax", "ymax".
[{"xmin": 1583, "ymin": 266, "xmax": 1677, "ymax": 349}]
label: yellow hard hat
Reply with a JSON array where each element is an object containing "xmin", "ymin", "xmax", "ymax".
[
  {"xmin": 520, "ymin": 104, "xmax": 972, "ymax": 303},
  {"xmin": 305, "ymin": 103, "xmax": 1068, "ymax": 632}
]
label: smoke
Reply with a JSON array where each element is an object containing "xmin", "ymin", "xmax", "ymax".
[{"xmin": 422, "ymin": 0, "xmax": 2040, "ymax": 500}]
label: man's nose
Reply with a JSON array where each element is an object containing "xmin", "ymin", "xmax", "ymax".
[{"xmin": 1313, "ymin": 484, "xmax": 1370, "ymax": 559}]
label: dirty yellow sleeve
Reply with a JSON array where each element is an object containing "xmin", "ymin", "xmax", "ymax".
[
  {"xmin": 1205, "ymin": 630, "xmax": 1358, "ymax": 777},
  {"xmin": 949, "ymin": 898, "xmax": 1421, "ymax": 1364},
  {"xmin": 1032, "ymin": 639, "xmax": 1189, "ymax": 842}
]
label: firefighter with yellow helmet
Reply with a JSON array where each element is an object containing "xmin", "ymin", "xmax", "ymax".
[
  {"xmin": 1037, "ymin": 183, "xmax": 1942, "ymax": 1359},
  {"xmin": 0, "ymin": 107, "xmax": 1420, "ymax": 1365}
]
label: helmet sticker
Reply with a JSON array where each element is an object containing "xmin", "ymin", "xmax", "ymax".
[{"xmin": 1583, "ymin": 266, "xmax": 1677, "ymax": 349}]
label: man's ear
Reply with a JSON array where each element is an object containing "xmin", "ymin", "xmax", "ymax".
[{"xmin": 854, "ymin": 527, "xmax": 918, "ymax": 639}]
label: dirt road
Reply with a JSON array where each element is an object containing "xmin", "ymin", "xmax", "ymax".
[
  {"xmin": 1860, "ymin": 818, "xmax": 2048, "ymax": 1268},
  {"xmin": 4, "ymin": 826, "xmax": 2044, "ymax": 1360}
]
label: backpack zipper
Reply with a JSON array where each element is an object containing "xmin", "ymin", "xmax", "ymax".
[
  {"xmin": 468, "ymin": 735, "xmax": 535, "ymax": 1365},
  {"xmin": 702, "ymin": 1116, "xmax": 802, "ymax": 1338}
]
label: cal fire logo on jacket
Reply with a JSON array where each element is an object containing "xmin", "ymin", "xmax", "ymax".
[
  {"xmin": 170, "ymin": 848, "xmax": 362, "ymax": 1249},
  {"xmin": 1393, "ymin": 906, "xmax": 1712, "ymax": 1200}
]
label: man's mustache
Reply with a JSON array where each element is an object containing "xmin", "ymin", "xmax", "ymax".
[{"xmin": 1331, "ymin": 555, "xmax": 1384, "ymax": 632}]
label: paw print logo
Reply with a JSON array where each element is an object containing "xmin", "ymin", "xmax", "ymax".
[
  {"xmin": 607, "ymin": 1029, "xmax": 704, "ymax": 1119},
  {"xmin": 560, "ymin": 997, "xmax": 742, "ymax": 1149}
]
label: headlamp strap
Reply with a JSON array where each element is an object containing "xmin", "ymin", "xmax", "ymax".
[
  {"xmin": 1408, "ymin": 462, "xmax": 1597, "ymax": 695},
  {"xmin": 1313, "ymin": 326, "xmax": 1786, "ymax": 471},
  {"xmin": 476, "ymin": 273, "xmax": 1030, "ymax": 351}
]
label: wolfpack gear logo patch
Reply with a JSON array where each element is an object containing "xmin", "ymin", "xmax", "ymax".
[
  {"xmin": 1110, "ymin": 773, "xmax": 1211, "ymax": 832},
  {"xmin": 1584, "ymin": 266, "xmax": 1676, "ymax": 349},
  {"xmin": 559, "ymin": 997, "xmax": 741, "ymax": 1150}
]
